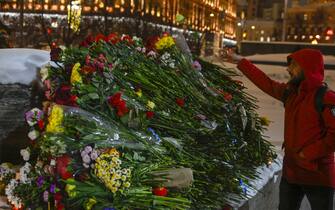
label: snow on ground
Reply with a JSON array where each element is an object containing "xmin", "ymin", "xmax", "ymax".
[{"xmin": 0, "ymin": 48, "xmax": 50, "ymax": 85}]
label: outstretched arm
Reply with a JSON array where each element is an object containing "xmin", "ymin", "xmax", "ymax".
[{"xmin": 237, "ymin": 58, "xmax": 287, "ymax": 101}]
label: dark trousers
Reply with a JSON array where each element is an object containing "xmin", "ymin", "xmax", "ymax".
[{"xmin": 279, "ymin": 178, "xmax": 334, "ymax": 210}]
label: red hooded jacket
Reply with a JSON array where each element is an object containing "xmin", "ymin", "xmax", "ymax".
[{"xmin": 237, "ymin": 49, "xmax": 335, "ymax": 187}]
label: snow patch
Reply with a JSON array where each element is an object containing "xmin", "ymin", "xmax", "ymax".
[{"xmin": 0, "ymin": 48, "xmax": 50, "ymax": 85}]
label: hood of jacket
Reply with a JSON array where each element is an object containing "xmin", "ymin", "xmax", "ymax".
[{"xmin": 287, "ymin": 48, "xmax": 324, "ymax": 91}]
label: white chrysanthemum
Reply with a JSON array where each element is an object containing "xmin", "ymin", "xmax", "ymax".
[{"xmin": 20, "ymin": 148, "xmax": 30, "ymax": 161}]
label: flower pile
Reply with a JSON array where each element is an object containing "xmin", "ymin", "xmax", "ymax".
[{"xmin": 0, "ymin": 32, "xmax": 276, "ymax": 209}]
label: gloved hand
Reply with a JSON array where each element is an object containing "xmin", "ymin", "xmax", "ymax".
[{"xmin": 225, "ymin": 49, "xmax": 244, "ymax": 64}]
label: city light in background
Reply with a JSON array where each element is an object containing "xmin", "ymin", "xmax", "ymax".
[{"xmin": 0, "ymin": 0, "xmax": 334, "ymax": 52}]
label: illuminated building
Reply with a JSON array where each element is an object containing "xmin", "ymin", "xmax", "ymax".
[
  {"xmin": 285, "ymin": 1, "xmax": 335, "ymax": 43},
  {"xmin": 0, "ymin": 0, "xmax": 237, "ymax": 52}
]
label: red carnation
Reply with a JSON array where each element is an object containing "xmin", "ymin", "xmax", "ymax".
[
  {"xmin": 146, "ymin": 111, "xmax": 155, "ymax": 119},
  {"xmin": 56, "ymin": 155, "xmax": 73, "ymax": 180},
  {"xmin": 121, "ymin": 35, "xmax": 134, "ymax": 44},
  {"xmin": 108, "ymin": 92, "xmax": 122, "ymax": 107},
  {"xmin": 95, "ymin": 33, "xmax": 106, "ymax": 42},
  {"xmin": 152, "ymin": 187, "xmax": 168, "ymax": 197},
  {"xmin": 108, "ymin": 92, "xmax": 129, "ymax": 117},
  {"xmin": 116, "ymin": 100, "xmax": 129, "ymax": 117},
  {"xmin": 107, "ymin": 33, "xmax": 120, "ymax": 44},
  {"xmin": 176, "ymin": 98, "xmax": 185, "ymax": 107},
  {"xmin": 38, "ymin": 120, "xmax": 44, "ymax": 130},
  {"xmin": 223, "ymin": 92, "xmax": 233, "ymax": 101}
]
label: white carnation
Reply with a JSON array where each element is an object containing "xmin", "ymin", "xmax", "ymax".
[{"xmin": 28, "ymin": 130, "xmax": 40, "ymax": 140}]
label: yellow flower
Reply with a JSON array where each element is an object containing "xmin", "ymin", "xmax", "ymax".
[
  {"xmin": 109, "ymin": 148, "xmax": 120, "ymax": 157},
  {"xmin": 259, "ymin": 116, "xmax": 271, "ymax": 126},
  {"xmin": 123, "ymin": 182, "xmax": 131, "ymax": 188},
  {"xmin": 155, "ymin": 36, "xmax": 175, "ymax": 50},
  {"xmin": 135, "ymin": 89, "xmax": 142, "ymax": 97},
  {"xmin": 147, "ymin": 101, "xmax": 155, "ymax": 109},
  {"xmin": 46, "ymin": 105, "xmax": 64, "ymax": 133},
  {"xmin": 84, "ymin": 197, "xmax": 97, "ymax": 210},
  {"xmin": 70, "ymin": 62, "xmax": 83, "ymax": 84},
  {"xmin": 65, "ymin": 184, "xmax": 77, "ymax": 198},
  {"xmin": 111, "ymin": 187, "xmax": 118, "ymax": 193}
]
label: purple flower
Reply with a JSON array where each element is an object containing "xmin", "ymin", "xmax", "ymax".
[
  {"xmin": 25, "ymin": 108, "xmax": 44, "ymax": 126},
  {"xmin": 37, "ymin": 176, "xmax": 44, "ymax": 188},
  {"xmin": 90, "ymin": 150, "xmax": 98, "ymax": 160},
  {"xmin": 82, "ymin": 154, "xmax": 91, "ymax": 164},
  {"xmin": 147, "ymin": 51, "xmax": 157, "ymax": 58},
  {"xmin": 192, "ymin": 60, "xmax": 202, "ymax": 71},
  {"xmin": 50, "ymin": 183, "xmax": 56, "ymax": 193},
  {"xmin": 43, "ymin": 190, "xmax": 49, "ymax": 202},
  {"xmin": 84, "ymin": 146, "xmax": 93, "ymax": 153}
]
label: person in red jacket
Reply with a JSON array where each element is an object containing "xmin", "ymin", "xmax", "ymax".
[{"xmin": 233, "ymin": 48, "xmax": 335, "ymax": 210}]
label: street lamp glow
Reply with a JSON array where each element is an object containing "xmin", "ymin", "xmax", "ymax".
[
  {"xmin": 315, "ymin": 35, "xmax": 321, "ymax": 39},
  {"xmin": 210, "ymin": 13, "xmax": 214, "ymax": 17},
  {"xmin": 251, "ymin": 25, "xmax": 255, "ymax": 30},
  {"xmin": 237, "ymin": 22, "xmax": 242, "ymax": 26}
]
